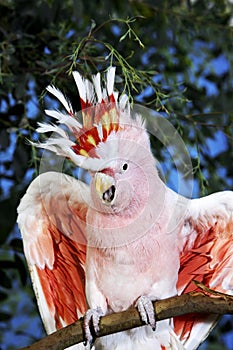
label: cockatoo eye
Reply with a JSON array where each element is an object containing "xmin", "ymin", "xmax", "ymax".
[{"xmin": 121, "ymin": 163, "xmax": 128, "ymax": 171}]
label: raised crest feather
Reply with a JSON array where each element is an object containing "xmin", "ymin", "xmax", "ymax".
[
  {"xmin": 92, "ymin": 73, "xmax": 102, "ymax": 103},
  {"xmin": 46, "ymin": 85, "xmax": 74, "ymax": 115},
  {"xmin": 44, "ymin": 110, "xmax": 83, "ymax": 130},
  {"xmin": 72, "ymin": 71, "xmax": 87, "ymax": 106},
  {"xmin": 36, "ymin": 122, "xmax": 68, "ymax": 139},
  {"xmin": 35, "ymin": 67, "xmax": 131, "ymax": 170},
  {"xmin": 106, "ymin": 66, "xmax": 116, "ymax": 98}
]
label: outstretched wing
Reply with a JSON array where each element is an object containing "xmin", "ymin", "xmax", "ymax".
[
  {"xmin": 175, "ymin": 191, "xmax": 233, "ymax": 349},
  {"xmin": 17, "ymin": 171, "xmax": 89, "ymax": 335}
]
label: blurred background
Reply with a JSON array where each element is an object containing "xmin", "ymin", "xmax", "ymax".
[{"xmin": 0, "ymin": 0, "xmax": 233, "ymax": 349}]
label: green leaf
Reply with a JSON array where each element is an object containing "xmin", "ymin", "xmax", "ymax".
[
  {"xmin": 0, "ymin": 291, "xmax": 8, "ymax": 301},
  {"xmin": 0, "ymin": 269, "xmax": 12, "ymax": 289},
  {"xmin": 0, "ymin": 198, "xmax": 17, "ymax": 244},
  {"xmin": 9, "ymin": 238, "xmax": 23, "ymax": 253},
  {"xmin": 0, "ymin": 129, "xmax": 10, "ymax": 150},
  {"xmin": 14, "ymin": 253, "xmax": 28, "ymax": 286},
  {"xmin": 0, "ymin": 312, "xmax": 11, "ymax": 321}
]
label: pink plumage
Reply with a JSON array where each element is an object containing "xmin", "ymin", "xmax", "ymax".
[{"xmin": 17, "ymin": 67, "xmax": 233, "ymax": 350}]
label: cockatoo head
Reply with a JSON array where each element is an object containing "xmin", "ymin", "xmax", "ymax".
[
  {"xmin": 89, "ymin": 120, "xmax": 155, "ymax": 216},
  {"xmin": 33, "ymin": 67, "xmax": 166, "ymax": 246},
  {"xmin": 83, "ymin": 113, "xmax": 161, "ymax": 248},
  {"xmin": 34, "ymin": 67, "xmax": 158, "ymax": 217}
]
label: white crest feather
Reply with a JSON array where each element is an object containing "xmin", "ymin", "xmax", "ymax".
[
  {"xmin": 36, "ymin": 122, "xmax": 68, "ymax": 139},
  {"xmin": 113, "ymin": 91, "xmax": 119, "ymax": 102},
  {"xmin": 72, "ymin": 71, "xmax": 86, "ymax": 102},
  {"xmin": 44, "ymin": 110, "xmax": 82, "ymax": 130},
  {"xmin": 66, "ymin": 150, "xmax": 107, "ymax": 171},
  {"xmin": 119, "ymin": 94, "xmax": 129, "ymax": 112},
  {"xmin": 46, "ymin": 86, "xmax": 73, "ymax": 114},
  {"xmin": 39, "ymin": 137, "xmax": 75, "ymax": 149},
  {"xmin": 85, "ymin": 79, "xmax": 94, "ymax": 103},
  {"xmin": 102, "ymin": 88, "xmax": 107, "ymax": 100},
  {"xmin": 106, "ymin": 66, "xmax": 116, "ymax": 96},
  {"xmin": 92, "ymin": 73, "xmax": 102, "ymax": 102},
  {"xmin": 94, "ymin": 123, "xmax": 103, "ymax": 141},
  {"xmin": 32, "ymin": 137, "xmax": 75, "ymax": 156},
  {"xmin": 34, "ymin": 67, "xmax": 131, "ymax": 171}
]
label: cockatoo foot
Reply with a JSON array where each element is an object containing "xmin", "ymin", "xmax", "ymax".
[
  {"xmin": 83, "ymin": 307, "xmax": 104, "ymax": 348},
  {"xmin": 136, "ymin": 295, "xmax": 156, "ymax": 331}
]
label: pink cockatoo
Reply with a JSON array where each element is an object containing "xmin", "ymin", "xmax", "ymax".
[{"xmin": 17, "ymin": 67, "xmax": 233, "ymax": 350}]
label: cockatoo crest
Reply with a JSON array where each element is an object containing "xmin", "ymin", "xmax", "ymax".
[{"xmin": 35, "ymin": 67, "xmax": 143, "ymax": 171}]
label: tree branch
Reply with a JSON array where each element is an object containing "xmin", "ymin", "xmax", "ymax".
[{"xmin": 19, "ymin": 291, "xmax": 233, "ymax": 350}]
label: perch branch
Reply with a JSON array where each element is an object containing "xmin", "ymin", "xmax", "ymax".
[{"xmin": 19, "ymin": 291, "xmax": 233, "ymax": 350}]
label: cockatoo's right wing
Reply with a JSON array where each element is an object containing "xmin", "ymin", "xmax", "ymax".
[
  {"xmin": 175, "ymin": 190, "xmax": 233, "ymax": 350},
  {"xmin": 17, "ymin": 171, "xmax": 89, "ymax": 335}
]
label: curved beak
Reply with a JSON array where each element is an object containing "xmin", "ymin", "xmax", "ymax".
[{"xmin": 95, "ymin": 172, "xmax": 116, "ymax": 204}]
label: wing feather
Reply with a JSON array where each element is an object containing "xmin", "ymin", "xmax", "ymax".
[
  {"xmin": 17, "ymin": 171, "xmax": 89, "ymax": 335},
  {"xmin": 175, "ymin": 191, "xmax": 233, "ymax": 349}
]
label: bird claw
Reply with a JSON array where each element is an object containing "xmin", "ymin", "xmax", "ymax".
[
  {"xmin": 136, "ymin": 295, "xmax": 156, "ymax": 331},
  {"xmin": 83, "ymin": 307, "xmax": 103, "ymax": 347}
]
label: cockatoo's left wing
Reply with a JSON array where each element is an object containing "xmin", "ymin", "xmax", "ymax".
[
  {"xmin": 175, "ymin": 190, "xmax": 233, "ymax": 349},
  {"xmin": 17, "ymin": 171, "xmax": 89, "ymax": 335}
]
